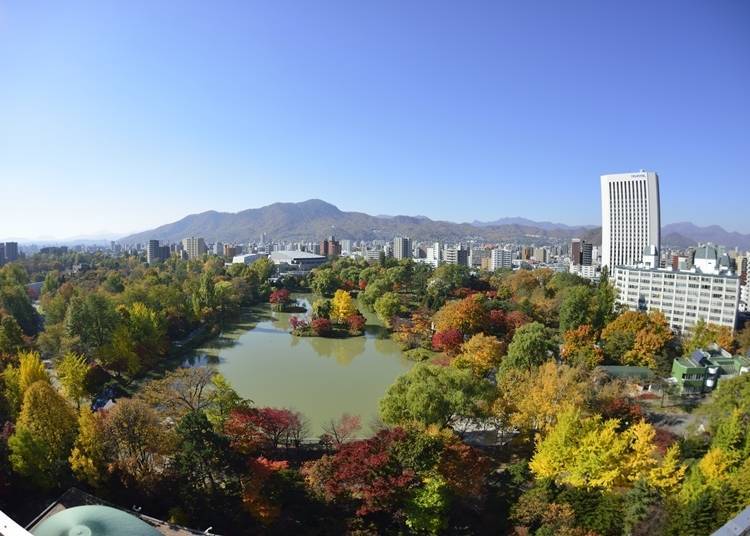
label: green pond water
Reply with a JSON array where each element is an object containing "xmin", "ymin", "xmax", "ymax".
[{"xmin": 185, "ymin": 295, "xmax": 413, "ymax": 435}]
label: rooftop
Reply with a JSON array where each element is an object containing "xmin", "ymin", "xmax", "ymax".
[
  {"xmin": 26, "ymin": 488, "xmax": 211, "ymax": 536},
  {"xmin": 270, "ymin": 250, "xmax": 326, "ymax": 261}
]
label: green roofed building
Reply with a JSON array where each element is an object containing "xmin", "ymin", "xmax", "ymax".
[{"xmin": 670, "ymin": 343, "xmax": 750, "ymax": 395}]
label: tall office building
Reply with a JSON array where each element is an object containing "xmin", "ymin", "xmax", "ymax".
[
  {"xmin": 581, "ymin": 242, "xmax": 593, "ymax": 266},
  {"xmin": 571, "ymin": 239, "xmax": 582, "ymax": 266},
  {"xmin": 3, "ymin": 242, "xmax": 18, "ymax": 262},
  {"xmin": 601, "ymin": 171, "xmax": 660, "ymax": 269},
  {"xmin": 320, "ymin": 236, "xmax": 341, "ymax": 258},
  {"xmin": 182, "ymin": 237, "xmax": 207, "ymax": 260},
  {"xmin": 147, "ymin": 240, "xmax": 170, "ymax": 264},
  {"xmin": 393, "ymin": 236, "xmax": 411, "ymax": 260}
]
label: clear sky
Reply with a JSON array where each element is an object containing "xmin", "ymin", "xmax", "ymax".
[{"xmin": 1, "ymin": 1, "xmax": 748, "ymax": 240}]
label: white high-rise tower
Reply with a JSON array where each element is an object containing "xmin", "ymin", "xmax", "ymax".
[{"xmin": 600, "ymin": 171, "xmax": 660, "ymax": 270}]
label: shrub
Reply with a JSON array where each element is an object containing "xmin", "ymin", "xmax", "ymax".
[{"xmin": 311, "ymin": 318, "xmax": 333, "ymax": 337}]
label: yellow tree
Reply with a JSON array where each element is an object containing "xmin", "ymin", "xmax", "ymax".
[
  {"xmin": 9, "ymin": 381, "xmax": 78, "ymax": 489},
  {"xmin": 19, "ymin": 350, "xmax": 49, "ymax": 393},
  {"xmin": 433, "ymin": 294, "xmax": 488, "ymax": 334},
  {"xmin": 57, "ymin": 352, "xmax": 89, "ymax": 409},
  {"xmin": 623, "ymin": 420, "xmax": 658, "ymax": 482},
  {"xmin": 530, "ymin": 408, "xmax": 683, "ymax": 492},
  {"xmin": 69, "ymin": 406, "xmax": 107, "ymax": 487},
  {"xmin": 452, "ymin": 333, "xmax": 505, "ymax": 376},
  {"xmin": 648, "ymin": 444, "xmax": 686, "ymax": 494},
  {"xmin": 498, "ymin": 362, "xmax": 587, "ymax": 436},
  {"xmin": 560, "ymin": 324, "xmax": 603, "ymax": 369},
  {"xmin": 330, "ymin": 290, "xmax": 357, "ymax": 324}
]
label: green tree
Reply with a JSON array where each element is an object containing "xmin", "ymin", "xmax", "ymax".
[
  {"xmin": 0, "ymin": 315, "xmax": 25, "ymax": 356},
  {"xmin": 310, "ymin": 268, "xmax": 338, "ymax": 297},
  {"xmin": 64, "ymin": 293, "xmax": 118, "ymax": 355},
  {"xmin": 501, "ymin": 322, "xmax": 555, "ymax": 374},
  {"xmin": 173, "ymin": 410, "xmax": 236, "ymax": 495},
  {"xmin": 9, "ymin": 381, "xmax": 78, "ymax": 488},
  {"xmin": 380, "ymin": 364, "xmax": 494, "ymax": 428},
  {"xmin": 374, "ymin": 292, "xmax": 402, "ymax": 328},
  {"xmin": 558, "ymin": 286, "xmax": 593, "ymax": 333}
]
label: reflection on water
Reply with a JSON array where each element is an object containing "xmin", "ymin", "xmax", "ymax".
[{"xmin": 186, "ymin": 294, "xmax": 412, "ymax": 434}]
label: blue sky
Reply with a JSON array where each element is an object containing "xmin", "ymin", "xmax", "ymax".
[{"xmin": 1, "ymin": 1, "xmax": 748, "ymax": 239}]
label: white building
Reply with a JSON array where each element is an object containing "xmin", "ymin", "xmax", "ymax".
[
  {"xmin": 269, "ymin": 250, "xmax": 326, "ymax": 271},
  {"xmin": 425, "ymin": 242, "xmax": 441, "ymax": 267},
  {"xmin": 232, "ymin": 253, "xmax": 265, "ymax": 265},
  {"xmin": 490, "ymin": 248, "xmax": 513, "ymax": 271},
  {"xmin": 182, "ymin": 237, "xmax": 207, "ymax": 260},
  {"xmin": 601, "ymin": 171, "xmax": 660, "ymax": 270},
  {"xmin": 614, "ymin": 245, "xmax": 740, "ymax": 335},
  {"xmin": 443, "ymin": 245, "xmax": 468, "ymax": 266},
  {"xmin": 393, "ymin": 237, "xmax": 412, "ymax": 260}
]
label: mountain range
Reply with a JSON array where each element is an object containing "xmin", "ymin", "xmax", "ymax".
[{"xmin": 119, "ymin": 199, "xmax": 750, "ymax": 250}]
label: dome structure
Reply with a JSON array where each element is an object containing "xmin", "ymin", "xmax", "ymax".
[{"xmin": 31, "ymin": 505, "xmax": 161, "ymax": 536}]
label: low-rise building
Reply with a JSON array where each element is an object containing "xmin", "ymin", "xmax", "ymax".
[
  {"xmin": 269, "ymin": 250, "xmax": 326, "ymax": 272},
  {"xmin": 232, "ymin": 253, "xmax": 266, "ymax": 265},
  {"xmin": 670, "ymin": 344, "xmax": 750, "ymax": 394}
]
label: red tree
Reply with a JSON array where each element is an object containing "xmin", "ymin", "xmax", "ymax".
[
  {"xmin": 225, "ymin": 407, "xmax": 307, "ymax": 451},
  {"xmin": 269, "ymin": 288, "xmax": 291, "ymax": 308},
  {"xmin": 432, "ymin": 328, "xmax": 464, "ymax": 355},
  {"xmin": 311, "ymin": 318, "xmax": 333, "ymax": 336},
  {"xmin": 346, "ymin": 314, "xmax": 366, "ymax": 333},
  {"xmin": 303, "ymin": 428, "xmax": 416, "ymax": 516},
  {"xmin": 358, "ymin": 280, "xmax": 367, "ymax": 291},
  {"xmin": 321, "ymin": 413, "xmax": 362, "ymax": 448}
]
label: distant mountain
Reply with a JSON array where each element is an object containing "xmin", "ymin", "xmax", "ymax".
[
  {"xmin": 473, "ymin": 216, "xmax": 597, "ymax": 232},
  {"xmin": 119, "ymin": 201, "xmax": 750, "ymax": 250},
  {"xmin": 577, "ymin": 223, "xmax": 750, "ymax": 250},
  {"xmin": 661, "ymin": 222, "xmax": 750, "ymax": 250},
  {"xmin": 120, "ymin": 199, "xmax": 592, "ymax": 245}
]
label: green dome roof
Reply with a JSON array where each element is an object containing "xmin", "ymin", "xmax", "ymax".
[{"xmin": 31, "ymin": 505, "xmax": 161, "ymax": 536}]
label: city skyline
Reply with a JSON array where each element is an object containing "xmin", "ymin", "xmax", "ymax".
[{"xmin": 1, "ymin": 1, "xmax": 749, "ymax": 238}]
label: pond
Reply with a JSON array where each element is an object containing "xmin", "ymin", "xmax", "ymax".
[{"xmin": 185, "ymin": 294, "xmax": 413, "ymax": 435}]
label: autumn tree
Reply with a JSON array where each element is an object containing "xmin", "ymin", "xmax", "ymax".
[
  {"xmin": 269, "ymin": 288, "xmax": 291, "ymax": 311},
  {"xmin": 104, "ymin": 398, "xmax": 171, "ymax": 486},
  {"xmin": 452, "ymin": 333, "xmax": 505, "ymax": 376},
  {"xmin": 9, "ymin": 381, "xmax": 78, "ymax": 488},
  {"xmin": 321, "ymin": 413, "xmax": 362, "ymax": 448},
  {"xmin": 139, "ymin": 367, "xmax": 218, "ymax": 421},
  {"xmin": 56, "ymin": 352, "xmax": 89, "ymax": 409},
  {"xmin": 431, "ymin": 329, "xmax": 463, "ymax": 355},
  {"xmin": 684, "ymin": 318, "xmax": 735, "ymax": 353},
  {"xmin": 529, "ymin": 408, "xmax": 685, "ymax": 491},
  {"xmin": 433, "ymin": 294, "xmax": 488, "ymax": 335},
  {"xmin": 69, "ymin": 406, "xmax": 108, "ymax": 488},
  {"xmin": 497, "ymin": 362, "xmax": 587, "ymax": 437},
  {"xmin": 601, "ymin": 310, "xmax": 673, "ymax": 370},
  {"xmin": 560, "ymin": 324, "xmax": 604, "ymax": 369},
  {"xmin": 330, "ymin": 289, "xmax": 358, "ymax": 324}
]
